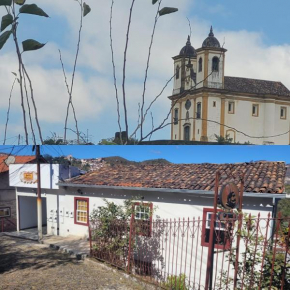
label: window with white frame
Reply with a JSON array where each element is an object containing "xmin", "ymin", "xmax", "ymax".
[
  {"xmin": 280, "ymin": 107, "xmax": 287, "ymax": 119},
  {"xmin": 201, "ymin": 208, "xmax": 231, "ymax": 250},
  {"xmin": 134, "ymin": 203, "xmax": 152, "ymax": 237},
  {"xmin": 75, "ymin": 197, "xmax": 89, "ymax": 226},
  {"xmin": 252, "ymin": 104, "xmax": 259, "ymax": 117}
]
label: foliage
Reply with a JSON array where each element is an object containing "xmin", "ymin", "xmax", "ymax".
[
  {"xmin": 262, "ymin": 252, "xmax": 290, "ymax": 288},
  {"xmin": 214, "ymin": 134, "xmax": 233, "ymax": 144},
  {"xmin": 220, "ymin": 213, "xmax": 290, "ymax": 289},
  {"xmin": 98, "ymin": 136, "xmax": 138, "ymax": 145},
  {"xmin": 285, "ymin": 185, "xmax": 290, "ymax": 194},
  {"xmin": 162, "ymin": 274, "xmax": 189, "ymax": 290}
]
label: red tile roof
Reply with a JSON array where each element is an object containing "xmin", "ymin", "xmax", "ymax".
[
  {"xmin": 64, "ymin": 161, "xmax": 286, "ymax": 194},
  {"xmin": 0, "ymin": 155, "xmax": 37, "ymax": 173}
]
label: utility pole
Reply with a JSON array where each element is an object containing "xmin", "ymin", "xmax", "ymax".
[{"xmin": 36, "ymin": 145, "xmax": 42, "ymax": 240}]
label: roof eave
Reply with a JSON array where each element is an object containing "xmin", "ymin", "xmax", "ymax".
[{"xmin": 57, "ymin": 182, "xmax": 286, "ymax": 198}]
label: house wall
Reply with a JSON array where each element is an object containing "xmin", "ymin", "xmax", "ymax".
[
  {"xmin": 14, "ymin": 186, "xmax": 275, "ymax": 238},
  {"xmin": 9, "ymin": 164, "xmax": 80, "ymax": 189}
]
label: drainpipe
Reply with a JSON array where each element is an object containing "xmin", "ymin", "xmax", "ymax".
[{"xmin": 36, "ymin": 145, "xmax": 42, "ymax": 240}]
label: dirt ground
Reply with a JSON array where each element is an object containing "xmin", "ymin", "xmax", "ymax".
[{"xmin": 0, "ymin": 235, "xmax": 146, "ymax": 290}]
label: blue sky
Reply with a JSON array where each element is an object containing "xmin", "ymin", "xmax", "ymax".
[
  {"xmin": 0, "ymin": 0, "xmax": 290, "ymax": 144},
  {"xmin": 1, "ymin": 145, "xmax": 290, "ymax": 164}
]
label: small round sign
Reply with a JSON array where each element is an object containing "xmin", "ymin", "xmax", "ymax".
[{"xmin": 219, "ymin": 183, "xmax": 240, "ymax": 210}]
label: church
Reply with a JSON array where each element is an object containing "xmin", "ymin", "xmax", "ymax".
[{"xmin": 169, "ymin": 27, "xmax": 290, "ymax": 145}]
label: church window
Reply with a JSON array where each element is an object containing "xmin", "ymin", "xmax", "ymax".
[
  {"xmin": 213, "ymin": 101, "xmax": 216, "ymax": 107},
  {"xmin": 176, "ymin": 65, "xmax": 180, "ymax": 79},
  {"xmin": 252, "ymin": 104, "xmax": 259, "ymax": 117},
  {"xmin": 280, "ymin": 107, "xmax": 287, "ymax": 119},
  {"xmin": 228, "ymin": 102, "xmax": 235, "ymax": 114},
  {"xmin": 184, "ymin": 125, "xmax": 190, "ymax": 141},
  {"xmin": 196, "ymin": 102, "xmax": 201, "ymax": 119},
  {"xmin": 174, "ymin": 108, "xmax": 179, "ymax": 124},
  {"xmin": 212, "ymin": 57, "xmax": 219, "ymax": 72},
  {"xmin": 198, "ymin": 57, "xmax": 202, "ymax": 72}
]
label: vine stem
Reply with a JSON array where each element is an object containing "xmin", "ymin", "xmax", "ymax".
[
  {"xmin": 3, "ymin": 77, "xmax": 17, "ymax": 145},
  {"xmin": 110, "ymin": 0, "xmax": 122, "ymax": 144},
  {"xmin": 12, "ymin": 2, "xmax": 28, "ymax": 144},
  {"xmin": 122, "ymin": 0, "xmax": 137, "ymax": 143},
  {"xmin": 63, "ymin": 0, "xmax": 83, "ymax": 144},
  {"xmin": 140, "ymin": 0, "xmax": 162, "ymax": 140}
]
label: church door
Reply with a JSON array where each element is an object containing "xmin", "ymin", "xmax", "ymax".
[{"xmin": 184, "ymin": 126, "xmax": 190, "ymax": 141}]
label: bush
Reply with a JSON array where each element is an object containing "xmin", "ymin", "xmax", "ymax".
[{"xmin": 162, "ymin": 274, "xmax": 189, "ymax": 290}]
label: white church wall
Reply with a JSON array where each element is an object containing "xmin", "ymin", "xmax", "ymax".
[
  {"xmin": 196, "ymin": 53, "xmax": 205, "ymax": 89},
  {"xmin": 207, "ymin": 52, "xmax": 224, "ymax": 89},
  {"xmin": 195, "ymin": 96, "xmax": 203, "ymax": 140},
  {"xmin": 172, "ymin": 103, "xmax": 181, "ymax": 140},
  {"xmin": 273, "ymin": 103, "xmax": 290, "ymax": 145},
  {"xmin": 225, "ymin": 98, "xmax": 266, "ymax": 144},
  {"xmin": 173, "ymin": 59, "xmax": 182, "ymax": 95},
  {"xmin": 207, "ymin": 95, "xmax": 222, "ymax": 142}
]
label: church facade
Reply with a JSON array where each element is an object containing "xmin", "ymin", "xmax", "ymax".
[{"xmin": 169, "ymin": 27, "xmax": 290, "ymax": 145}]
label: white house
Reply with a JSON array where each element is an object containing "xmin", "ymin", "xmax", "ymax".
[
  {"xmin": 9, "ymin": 161, "xmax": 287, "ymax": 237},
  {"xmin": 170, "ymin": 27, "xmax": 290, "ymax": 145},
  {"xmin": 9, "ymin": 161, "xmax": 288, "ymax": 287}
]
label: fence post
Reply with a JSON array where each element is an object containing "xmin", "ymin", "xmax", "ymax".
[
  {"xmin": 205, "ymin": 171, "xmax": 220, "ymax": 290},
  {"xmin": 233, "ymin": 174, "xmax": 245, "ymax": 288},
  {"xmin": 281, "ymin": 218, "xmax": 290, "ymax": 290},
  {"xmin": 88, "ymin": 223, "xmax": 92, "ymax": 255},
  {"xmin": 127, "ymin": 214, "xmax": 134, "ymax": 273}
]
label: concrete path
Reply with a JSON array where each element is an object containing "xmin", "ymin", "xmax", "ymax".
[
  {"xmin": 3, "ymin": 228, "xmax": 90, "ymax": 259},
  {"xmin": 0, "ymin": 235, "xmax": 146, "ymax": 290}
]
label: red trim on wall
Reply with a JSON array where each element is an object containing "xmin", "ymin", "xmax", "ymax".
[
  {"xmin": 74, "ymin": 197, "xmax": 89, "ymax": 226},
  {"xmin": 201, "ymin": 207, "xmax": 231, "ymax": 250}
]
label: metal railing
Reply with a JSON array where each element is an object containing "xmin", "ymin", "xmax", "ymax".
[
  {"xmin": 1, "ymin": 217, "xmax": 16, "ymax": 232},
  {"xmin": 89, "ymin": 213, "xmax": 290, "ymax": 289}
]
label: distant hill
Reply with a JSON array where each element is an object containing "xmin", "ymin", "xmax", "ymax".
[{"xmin": 102, "ymin": 156, "xmax": 171, "ymax": 166}]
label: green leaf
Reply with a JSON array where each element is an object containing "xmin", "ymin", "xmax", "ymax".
[
  {"xmin": 19, "ymin": 4, "xmax": 49, "ymax": 17},
  {"xmin": 1, "ymin": 14, "xmax": 13, "ymax": 31},
  {"xmin": 0, "ymin": 0, "xmax": 12, "ymax": 6},
  {"xmin": 22, "ymin": 39, "xmax": 45, "ymax": 52},
  {"xmin": 0, "ymin": 30, "xmax": 12, "ymax": 50},
  {"xmin": 152, "ymin": 0, "xmax": 158, "ymax": 4},
  {"xmin": 14, "ymin": 0, "xmax": 26, "ymax": 5},
  {"xmin": 83, "ymin": 2, "xmax": 91, "ymax": 17},
  {"xmin": 158, "ymin": 7, "xmax": 178, "ymax": 16}
]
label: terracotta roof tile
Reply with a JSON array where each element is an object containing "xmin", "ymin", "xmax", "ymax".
[
  {"xmin": 64, "ymin": 161, "xmax": 286, "ymax": 194},
  {"xmin": 0, "ymin": 155, "xmax": 38, "ymax": 173}
]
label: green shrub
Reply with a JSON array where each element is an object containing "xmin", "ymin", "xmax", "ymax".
[{"xmin": 162, "ymin": 274, "xmax": 189, "ymax": 290}]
